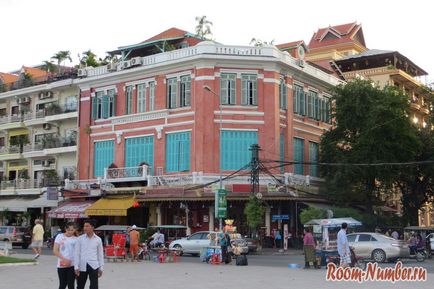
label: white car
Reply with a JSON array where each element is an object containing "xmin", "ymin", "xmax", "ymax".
[{"xmin": 169, "ymin": 231, "xmax": 212, "ymax": 256}]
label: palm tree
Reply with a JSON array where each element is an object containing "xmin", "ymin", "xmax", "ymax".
[
  {"xmin": 79, "ymin": 50, "xmax": 100, "ymax": 67},
  {"xmin": 195, "ymin": 15, "xmax": 213, "ymax": 40},
  {"xmin": 51, "ymin": 50, "xmax": 72, "ymax": 74},
  {"xmin": 41, "ymin": 60, "xmax": 58, "ymax": 73}
]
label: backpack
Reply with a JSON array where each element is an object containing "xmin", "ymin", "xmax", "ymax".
[{"xmin": 236, "ymin": 255, "xmax": 248, "ymax": 266}]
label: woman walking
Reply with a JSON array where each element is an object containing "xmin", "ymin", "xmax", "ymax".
[
  {"xmin": 303, "ymin": 227, "xmax": 316, "ymax": 269},
  {"xmin": 53, "ymin": 222, "xmax": 78, "ymax": 289}
]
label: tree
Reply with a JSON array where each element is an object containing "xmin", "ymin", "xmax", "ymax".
[
  {"xmin": 79, "ymin": 50, "xmax": 100, "ymax": 67},
  {"xmin": 244, "ymin": 196, "xmax": 265, "ymax": 237},
  {"xmin": 320, "ymin": 79, "xmax": 420, "ymax": 217},
  {"xmin": 300, "ymin": 207, "xmax": 326, "ymax": 224},
  {"xmin": 51, "ymin": 50, "xmax": 72, "ymax": 73},
  {"xmin": 250, "ymin": 38, "xmax": 275, "ymax": 47},
  {"xmin": 41, "ymin": 60, "xmax": 58, "ymax": 73},
  {"xmin": 195, "ymin": 15, "xmax": 213, "ymax": 40}
]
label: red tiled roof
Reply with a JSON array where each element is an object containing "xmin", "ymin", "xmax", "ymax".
[
  {"xmin": 308, "ymin": 22, "xmax": 366, "ymax": 49},
  {"xmin": 0, "ymin": 72, "xmax": 19, "ymax": 84},
  {"xmin": 22, "ymin": 66, "xmax": 50, "ymax": 79},
  {"xmin": 276, "ymin": 40, "xmax": 304, "ymax": 49},
  {"xmin": 142, "ymin": 27, "xmax": 190, "ymax": 44},
  {"xmin": 308, "ymin": 60, "xmax": 335, "ymax": 74}
]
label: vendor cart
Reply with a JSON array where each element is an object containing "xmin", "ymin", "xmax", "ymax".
[{"xmin": 304, "ymin": 217, "xmax": 362, "ymax": 266}]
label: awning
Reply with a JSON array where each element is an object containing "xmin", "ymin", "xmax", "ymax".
[
  {"xmin": 0, "ymin": 196, "xmax": 59, "ymax": 212},
  {"xmin": 85, "ymin": 198, "xmax": 136, "ymax": 216},
  {"xmin": 48, "ymin": 201, "xmax": 95, "ymax": 219}
]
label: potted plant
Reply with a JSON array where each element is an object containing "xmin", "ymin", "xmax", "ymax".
[{"xmin": 45, "ymin": 103, "xmax": 62, "ymax": 116}]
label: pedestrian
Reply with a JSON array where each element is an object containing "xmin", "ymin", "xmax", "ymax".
[
  {"xmin": 53, "ymin": 222, "xmax": 77, "ymax": 289},
  {"xmin": 275, "ymin": 230, "xmax": 282, "ymax": 249},
  {"xmin": 337, "ymin": 222, "xmax": 351, "ymax": 268},
  {"xmin": 303, "ymin": 228, "xmax": 316, "ymax": 269},
  {"xmin": 218, "ymin": 229, "xmax": 230, "ymax": 264},
  {"xmin": 129, "ymin": 225, "xmax": 140, "ymax": 262},
  {"xmin": 408, "ymin": 233, "xmax": 417, "ymax": 254},
  {"xmin": 74, "ymin": 219, "xmax": 104, "ymax": 289},
  {"xmin": 31, "ymin": 219, "xmax": 44, "ymax": 259},
  {"xmin": 391, "ymin": 230, "xmax": 399, "ymax": 240}
]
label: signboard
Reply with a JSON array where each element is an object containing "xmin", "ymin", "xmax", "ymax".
[
  {"xmin": 215, "ymin": 189, "xmax": 227, "ymax": 219},
  {"xmin": 272, "ymin": 214, "xmax": 289, "ymax": 221},
  {"xmin": 47, "ymin": 187, "xmax": 58, "ymax": 200}
]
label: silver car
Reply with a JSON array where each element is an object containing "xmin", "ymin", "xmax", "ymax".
[
  {"xmin": 347, "ymin": 232, "xmax": 409, "ymax": 262},
  {"xmin": 169, "ymin": 231, "xmax": 211, "ymax": 256}
]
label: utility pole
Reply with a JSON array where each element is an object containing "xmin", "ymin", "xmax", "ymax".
[{"xmin": 250, "ymin": 144, "xmax": 261, "ymax": 197}]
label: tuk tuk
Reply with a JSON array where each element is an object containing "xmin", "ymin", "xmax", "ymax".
[
  {"xmin": 404, "ymin": 226, "xmax": 434, "ymax": 255},
  {"xmin": 304, "ymin": 217, "xmax": 363, "ymax": 266}
]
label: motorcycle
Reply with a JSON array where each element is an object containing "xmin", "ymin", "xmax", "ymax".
[
  {"xmin": 397, "ymin": 246, "xmax": 426, "ymax": 262},
  {"xmin": 327, "ymin": 247, "xmax": 366, "ymax": 269}
]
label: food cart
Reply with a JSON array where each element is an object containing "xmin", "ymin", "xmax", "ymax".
[{"xmin": 304, "ymin": 217, "xmax": 362, "ymax": 266}]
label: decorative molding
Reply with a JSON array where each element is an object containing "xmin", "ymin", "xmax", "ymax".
[
  {"xmin": 293, "ymin": 127, "xmax": 322, "ymax": 137},
  {"xmin": 263, "ymin": 78, "xmax": 281, "ymax": 84},
  {"xmin": 94, "ymin": 85, "xmax": 117, "ymax": 93},
  {"xmin": 80, "ymin": 97, "xmax": 90, "ymax": 102},
  {"xmin": 195, "ymin": 76, "xmax": 215, "ymax": 81},
  {"xmin": 213, "ymin": 119, "xmax": 264, "ymax": 125},
  {"xmin": 213, "ymin": 110, "xmax": 264, "ymax": 116}
]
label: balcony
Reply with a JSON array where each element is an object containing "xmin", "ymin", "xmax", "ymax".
[
  {"xmin": 0, "ymin": 114, "xmax": 25, "ymax": 130},
  {"xmin": 24, "ymin": 103, "xmax": 78, "ymax": 126},
  {"xmin": 23, "ymin": 135, "xmax": 77, "ymax": 157},
  {"xmin": 0, "ymin": 179, "xmax": 42, "ymax": 195},
  {"xmin": 104, "ymin": 165, "xmax": 150, "ymax": 183},
  {"xmin": 0, "ymin": 145, "xmax": 22, "ymax": 161}
]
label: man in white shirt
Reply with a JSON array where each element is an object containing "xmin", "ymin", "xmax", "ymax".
[{"xmin": 74, "ymin": 219, "xmax": 104, "ymax": 289}]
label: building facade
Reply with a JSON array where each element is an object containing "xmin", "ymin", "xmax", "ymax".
[
  {"xmin": 71, "ymin": 28, "xmax": 342, "ymax": 236},
  {"xmin": 0, "ymin": 66, "xmax": 78, "ymax": 225}
]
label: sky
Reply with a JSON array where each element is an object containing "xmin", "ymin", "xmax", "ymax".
[{"xmin": 0, "ymin": 0, "xmax": 432, "ymax": 84}]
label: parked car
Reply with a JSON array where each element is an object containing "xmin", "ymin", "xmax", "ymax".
[
  {"xmin": 347, "ymin": 232, "xmax": 409, "ymax": 263},
  {"xmin": 169, "ymin": 231, "xmax": 211, "ymax": 256},
  {"xmin": 0, "ymin": 226, "xmax": 32, "ymax": 249},
  {"xmin": 169, "ymin": 231, "xmax": 249, "ymax": 256},
  {"xmin": 244, "ymin": 237, "xmax": 259, "ymax": 252}
]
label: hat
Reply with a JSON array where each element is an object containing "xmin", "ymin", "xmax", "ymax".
[{"xmin": 131, "ymin": 225, "xmax": 137, "ymax": 229}]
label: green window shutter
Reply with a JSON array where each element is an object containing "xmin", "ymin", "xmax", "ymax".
[
  {"xmin": 149, "ymin": 82, "xmax": 155, "ymax": 111},
  {"xmin": 282, "ymin": 82, "xmax": 287, "ymax": 109},
  {"xmin": 101, "ymin": 95, "xmax": 109, "ymax": 119},
  {"xmin": 293, "ymin": 87, "xmax": 298, "ymax": 114},
  {"xmin": 185, "ymin": 77, "xmax": 191, "ymax": 106},
  {"xmin": 293, "ymin": 138, "xmax": 304, "ymax": 175},
  {"xmin": 125, "ymin": 136, "xmax": 154, "ymax": 175},
  {"xmin": 94, "ymin": 140, "xmax": 114, "ymax": 177},
  {"xmin": 221, "ymin": 130, "xmax": 258, "ymax": 171},
  {"xmin": 241, "ymin": 77, "xmax": 248, "ymax": 105},
  {"xmin": 220, "ymin": 74, "xmax": 229, "ymax": 105},
  {"xmin": 91, "ymin": 97, "xmax": 98, "ymax": 119},
  {"xmin": 229, "ymin": 75, "xmax": 236, "ymax": 104},
  {"xmin": 166, "ymin": 132, "xmax": 191, "ymax": 173},
  {"xmin": 300, "ymin": 89, "xmax": 305, "ymax": 116},
  {"xmin": 309, "ymin": 142, "xmax": 319, "ymax": 177},
  {"xmin": 252, "ymin": 77, "xmax": 258, "ymax": 105}
]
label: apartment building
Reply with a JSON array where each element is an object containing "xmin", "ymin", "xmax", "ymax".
[{"xmin": 0, "ymin": 66, "xmax": 78, "ymax": 225}]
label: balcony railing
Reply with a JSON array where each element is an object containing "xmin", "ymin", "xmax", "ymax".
[
  {"xmin": 0, "ymin": 145, "xmax": 21, "ymax": 155},
  {"xmin": 0, "ymin": 179, "xmax": 40, "ymax": 190},
  {"xmin": 0, "ymin": 71, "xmax": 77, "ymax": 93},
  {"xmin": 104, "ymin": 165, "xmax": 149, "ymax": 182},
  {"xmin": 23, "ymin": 136, "xmax": 77, "ymax": 153},
  {"xmin": 23, "ymin": 103, "xmax": 78, "ymax": 122}
]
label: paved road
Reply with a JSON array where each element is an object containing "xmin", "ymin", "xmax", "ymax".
[{"xmin": 1, "ymin": 252, "xmax": 433, "ymax": 289}]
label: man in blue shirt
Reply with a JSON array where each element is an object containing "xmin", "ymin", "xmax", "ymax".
[{"xmin": 337, "ymin": 222, "xmax": 350, "ymax": 267}]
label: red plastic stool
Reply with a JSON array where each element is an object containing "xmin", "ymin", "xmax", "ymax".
[{"xmin": 210, "ymin": 253, "xmax": 220, "ymax": 265}]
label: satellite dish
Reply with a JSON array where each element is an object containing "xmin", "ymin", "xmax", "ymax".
[{"xmin": 255, "ymin": 193, "xmax": 263, "ymax": 200}]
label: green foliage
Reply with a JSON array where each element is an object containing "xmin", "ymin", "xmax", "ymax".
[
  {"xmin": 140, "ymin": 228, "xmax": 156, "ymax": 243},
  {"xmin": 320, "ymin": 79, "xmax": 420, "ymax": 212},
  {"xmin": 244, "ymin": 196, "xmax": 265, "ymax": 230},
  {"xmin": 0, "ymin": 256, "xmax": 35, "ymax": 264},
  {"xmin": 300, "ymin": 207, "xmax": 326, "ymax": 224},
  {"xmin": 10, "ymin": 135, "xmax": 29, "ymax": 146},
  {"xmin": 79, "ymin": 50, "xmax": 100, "ymax": 67}
]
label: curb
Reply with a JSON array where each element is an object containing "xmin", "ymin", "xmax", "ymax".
[{"xmin": 0, "ymin": 261, "xmax": 38, "ymax": 267}]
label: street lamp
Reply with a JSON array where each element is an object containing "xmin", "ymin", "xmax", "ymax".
[{"xmin": 203, "ymin": 85, "xmax": 223, "ymax": 231}]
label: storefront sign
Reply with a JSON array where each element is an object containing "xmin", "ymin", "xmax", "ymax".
[
  {"xmin": 215, "ymin": 189, "xmax": 227, "ymax": 219},
  {"xmin": 203, "ymin": 215, "xmax": 209, "ymax": 223},
  {"xmin": 272, "ymin": 214, "xmax": 289, "ymax": 221},
  {"xmin": 47, "ymin": 187, "xmax": 58, "ymax": 200}
]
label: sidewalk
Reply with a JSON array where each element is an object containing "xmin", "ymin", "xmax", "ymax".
[{"xmin": 253, "ymin": 248, "xmax": 303, "ymax": 256}]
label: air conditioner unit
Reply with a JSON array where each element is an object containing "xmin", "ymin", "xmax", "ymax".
[
  {"xmin": 78, "ymin": 69, "xmax": 87, "ymax": 77},
  {"xmin": 18, "ymin": 97, "xmax": 31, "ymax": 104},
  {"xmin": 39, "ymin": 91, "xmax": 53, "ymax": 100},
  {"xmin": 38, "ymin": 91, "xmax": 45, "ymax": 99},
  {"xmin": 42, "ymin": 160, "xmax": 50, "ymax": 167},
  {"xmin": 43, "ymin": 123, "xmax": 51, "ymax": 130},
  {"xmin": 298, "ymin": 59, "xmax": 305, "ymax": 68},
  {"xmin": 130, "ymin": 57, "xmax": 142, "ymax": 67},
  {"xmin": 107, "ymin": 62, "xmax": 117, "ymax": 72},
  {"xmin": 121, "ymin": 60, "xmax": 131, "ymax": 70}
]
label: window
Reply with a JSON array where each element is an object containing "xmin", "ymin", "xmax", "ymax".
[
  {"xmin": 279, "ymin": 77, "xmax": 287, "ymax": 109},
  {"xmin": 167, "ymin": 78, "xmax": 178, "ymax": 109},
  {"xmin": 307, "ymin": 91, "xmax": 317, "ymax": 118},
  {"xmin": 137, "ymin": 84, "xmax": 146, "ymax": 113},
  {"xmin": 241, "ymin": 74, "xmax": 257, "ymax": 106},
  {"xmin": 0, "ymin": 108, "xmax": 6, "ymax": 117},
  {"xmin": 63, "ymin": 166, "xmax": 76, "ymax": 180},
  {"xmin": 11, "ymin": 106, "xmax": 19, "ymax": 115},
  {"xmin": 221, "ymin": 130, "xmax": 258, "ymax": 171},
  {"xmin": 149, "ymin": 82, "xmax": 155, "ymax": 111},
  {"xmin": 309, "ymin": 142, "xmax": 319, "ymax": 177},
  {"xmin": 188, "ymin": 233, "xmax": 204, "ymax": 240},
  {"xmin": 293, "ymin": 138, "xmax": 304, "ymax": 175},
  {"xmin": 180, "ymin": 75, "xmax": 191, "ymax": 107},
  {"xmin": 347, "ymin": 235, "xmax": 357, "ymax": 242},
  {"xmin": 92, "ymin": 90, "xmax": 116, "ymax": 120},
  {"xmin": 125, "ymin": 86, "xmax": 133, "ymax": 114},
  {"xmin": 93, "ymin": 140, "xmax": 114, "ymax": 177},
  {"xmin": 65, "ymin": 96, "xmax": 78, "ymax": 112},
  {"xmin": 0, "ymin": 137, "xmax": 4, "ymax": 147},
  {"xmin": 358, "ymin": 234, "xmax": 372, "ymax": 242},
  {"xmin": 293, "ymin": 85, "xmax": 305, "ymax": 115},
  {"xmin": 125, "ymin": 136, "xmax": 154, "ymax": 174},
  {"xmin": 280, "ymin": 134, "xmax": 284, "ymax": 173},
  {"xmin": 220, "ymin": 73, "xmax": 236, "ymax": 105},
  {"xmin": 166, "ymin": 132, "xmax": 191, "ymax": 173}
]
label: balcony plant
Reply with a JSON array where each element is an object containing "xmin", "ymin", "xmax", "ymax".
[
  {"xmin": 42, "ymin": 134, "xmax": 59, "ymax": 149},
  {"xmin": 9, "ymin": 134, "xmax": 30, "ymax": 153},
  {"xmin": 42, "ymin": 170, "xmax": 60, "ymax": 186},
  {"xmin": 45, "ymin": 103, "xmax": 62, "ymax": 115}
]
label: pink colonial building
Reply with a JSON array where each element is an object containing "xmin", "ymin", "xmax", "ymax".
[{"xmin": 71, "ymin": 28, "xmax": 342, "ymax": 237}]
